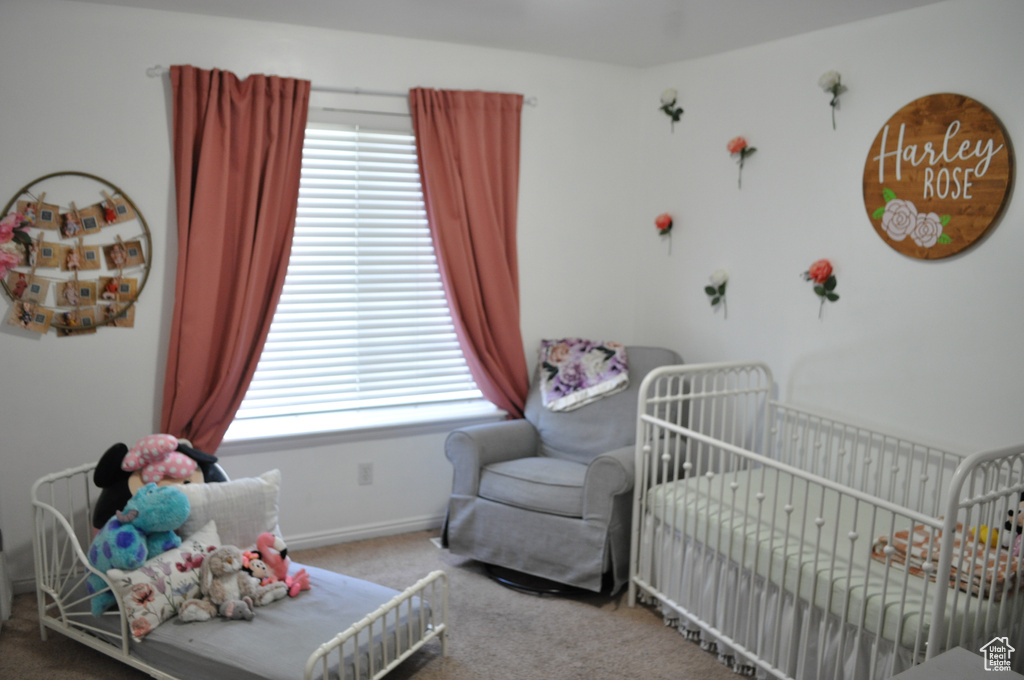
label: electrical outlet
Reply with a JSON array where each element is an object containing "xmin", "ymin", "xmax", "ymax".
[{"xmin": 357, "ymin": 463, "xmax": 373, "ymax": 486}]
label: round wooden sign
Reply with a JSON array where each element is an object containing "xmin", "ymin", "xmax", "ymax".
[{"xmin": 863, "ymin": 93, "xmax": 1013, "ymax": 259}]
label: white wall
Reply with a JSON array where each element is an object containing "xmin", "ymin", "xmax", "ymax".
[
  {"xmin": 2, "ymin": 0, "xmax": 1022, "ymax": 589},
  {"xmin": 631, "ymin": 0, "xmax": 1024, "ymax": 453},
  {"xmin": 0, "ymin": 0, "xmax": 640, "ymax": 586}
]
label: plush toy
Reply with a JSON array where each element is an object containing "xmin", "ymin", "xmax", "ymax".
[
  {"xmin": 1004, "ymin": 493, "xmax": 1024, "ymax": 556},
  {"xmin": 86, "ymin": 483, "xmax": 191, "ymax": 616},
  {"xmin": 256, "ymin": 532, "xmax": 311, "ymax": 597},
  {"xmin": 92, "ymin": 434, "xmax": 228, "ymax": 530},
  {"xmin": 241, "ymin": 550, "xmax": 275, "ymax": 587},
  {"xmin": 179, "ymin": 545, "xmax": 288, "ymax": 622}
]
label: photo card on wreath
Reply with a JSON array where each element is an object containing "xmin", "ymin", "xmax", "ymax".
[
  {"xmin": 61, "ymin": 244, "xmax": 101, "ymax": 271},
  {"xmin": 5, "ymin": 271, "xmax": 49, "ymax": 303},
  {"xmin": 60, "ymin": 210, "xmax": 83, "ymax": 239},
  {"xmin": 101, "ymin": 302, "xmax": 134, "ymax": 328},
  {"xmin": 8, "ymin": 300, "xmax": 53, "ymax": 334},
  {"xmin": 61, "ymin": 205, "xmax": 104, "ymax": 238},
  {"xmin": 104, "ymin": 240, "xmax": 144, "ymax": 269},
  {"xmin": 101, "ymin": 196, "xmax": 135, "ymax": 225},
  {"xmin": 56, "ymin": 307, "xmax": 98, "ymax": 337},
  {"xmin": 98, "ymin": 275, "xmax": 136, "ymax": 302},
  {"xmin": 57, "ymin": 279, "xmax": 96, "ymax": 307},
  {"xmin": 17, "ymin": 199, "xmax": 61, "ymax": 230},
  {"xmin": 33, "ymin": 241, "xmax": 61, "ymax": 268}
]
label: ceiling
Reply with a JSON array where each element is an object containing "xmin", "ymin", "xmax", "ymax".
[{"xmin": 69, "ymin": 0, "xmax": 947, "ymax": 68}]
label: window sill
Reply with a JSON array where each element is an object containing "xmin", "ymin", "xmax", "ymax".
[{"xmin": 218, "ymin": 401, "xmax": 507, "ymax": 454}]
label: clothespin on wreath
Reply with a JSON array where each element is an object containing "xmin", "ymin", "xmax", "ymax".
[{"xmin": 32, "ymin": 192, "xmax": 47, "ymax": 226}]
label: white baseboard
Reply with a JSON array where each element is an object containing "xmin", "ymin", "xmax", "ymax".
[{"xmin": 282, "ymin": 514, "xmax": 445, "ymax": 552}]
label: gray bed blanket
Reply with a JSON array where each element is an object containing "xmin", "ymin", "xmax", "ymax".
[{"xmin": 96, "ymin": 563, "xmax": 431, "ymax": 680}]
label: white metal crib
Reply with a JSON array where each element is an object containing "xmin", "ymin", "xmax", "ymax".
[{"xmin": 628, "ymin": 361, "xmax": 1024, "ymax": 680}]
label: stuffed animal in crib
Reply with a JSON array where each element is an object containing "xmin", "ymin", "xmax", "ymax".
[
  {"xmin": 91, "ymin": 433, "xmax": 228, "ymax": 530},
  {"xmin": 179, "ymin": 545, "xmax": 289, "ymax": 622},
  {"xmin": 86, "ymin": 483, "xmax": 191, "ymax": 616},
  {"xmin": 1004, "ymin": 493, "xmax": 1024, "ymax": 557},
  {"xmin": 256, "ymin": 532, "xmax": 311, "ymax": 597}
]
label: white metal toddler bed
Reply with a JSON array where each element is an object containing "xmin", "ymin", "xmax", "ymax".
[
  {"xmin": 32, "ymin": 462, "xmax": 449, "ymax": 680},
  {"xmin": 628, "ymin": 361, "xmax": 1024, "ymax": 680}
]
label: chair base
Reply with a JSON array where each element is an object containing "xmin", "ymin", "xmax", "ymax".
[{"xmin": 484, "ymin": 564, "xmax": 583, "ymax": 596}]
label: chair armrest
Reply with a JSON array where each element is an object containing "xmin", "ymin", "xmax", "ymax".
[
  {"xmin": 582, "ymin": 445, "xmax": 634, "ymax": 522},
  {"xmin": 445, "ymin": 420, "xmax": 539, "ymax": 496}
]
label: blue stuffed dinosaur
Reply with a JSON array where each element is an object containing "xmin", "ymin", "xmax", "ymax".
[{"xmin": 86, "ymin": 482, "xmax": 191, "ymax": 616}]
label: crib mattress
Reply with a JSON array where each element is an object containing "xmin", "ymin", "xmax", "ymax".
[
  {"xmin": 645, "ymin": 467, "xmax": 1004, "ymax": 648},
  {"xmin": 90, "ymin": 563, "xmax": 431, "ymax": 680}
]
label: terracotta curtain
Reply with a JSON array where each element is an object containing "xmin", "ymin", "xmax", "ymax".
[
  {"xmin": 161, "ymin": 65, "xmax": 310, "ymax": 451},
  {"xmin": 409, "ymin": 88, "xmax": 529, "ymax": 418}
]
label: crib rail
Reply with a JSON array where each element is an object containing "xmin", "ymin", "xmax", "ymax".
[
  {"xmin": 933, "ymin": 445, "xmax": 1024, "ymax": 656},
  {"xmin": 629, "ymin": 361, "xmax": 1024, "ymax": 680},
  {"xmin": 770, "ymin": 404, "xmax": 965, "ymax": 516},
  {"xmin": 304, "ymin": 570, "xmax": 448, "ymax": 680}
]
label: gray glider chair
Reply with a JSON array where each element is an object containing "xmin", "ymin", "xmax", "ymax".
[{"xmin": 442, "ymin": 345, "xmax": 682, "ymax": 594}]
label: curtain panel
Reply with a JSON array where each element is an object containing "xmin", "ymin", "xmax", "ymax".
[
  {"xmin": 409, "ymin": 88, "xmax": 529, "ymax": 418},
  {"xmin": 161, "ymin": 65, "xmax": 310, "ymax": 451}
]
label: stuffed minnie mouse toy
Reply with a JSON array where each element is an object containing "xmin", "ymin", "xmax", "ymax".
[{"xmin": 91, "ymin": 434, "xmax": 227, "ymax": 530}]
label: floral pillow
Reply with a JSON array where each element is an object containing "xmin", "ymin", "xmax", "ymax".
[{"xmin": 107, "ymin": 520, "xmax": 220, "ymax": 639}]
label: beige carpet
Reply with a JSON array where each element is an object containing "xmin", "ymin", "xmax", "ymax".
[{"xmin": 0, "ymin": 530, "xmax": 738, "ymax": 680}]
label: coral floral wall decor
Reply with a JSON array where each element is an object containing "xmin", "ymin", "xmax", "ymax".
[
  {"xmin": 727, "ymin": 137, "xmax": 756, "ymax": 189},
  {"xmin": 654, "ymin": 213, "xmax": 673, "ymax": 253},
  {"xmin": 802, "ymin": 259, "xmax": 839, "ymax": 319},
  {"xmin": 863, "ymin": 93, "xmax": 1014, "ymax": 260}
]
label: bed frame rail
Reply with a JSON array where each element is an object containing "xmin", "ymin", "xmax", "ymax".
[
  {"xmin": 304, "ymin": 570, "xmax": 448, "ymax": 680},
  {"xmin": 31, "ymin": 462, "xmax": 166, "ymax": 675},
  {"xmin": 32, "ymin": 463, "xmax": 450, "ymax": 680}
]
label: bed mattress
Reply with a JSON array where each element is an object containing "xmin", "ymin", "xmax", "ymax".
[
  {"xmin": 88, "ymin": 563, "xmax": 431, "ymax": 680},
  {"xmin": 642, "ymin": 466, "xmax": 1005, "ymax": 648}
]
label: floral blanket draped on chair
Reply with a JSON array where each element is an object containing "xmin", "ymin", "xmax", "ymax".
[{"xmin": 538, "ymin": 339, "xmax": 628, "ymax": 412}]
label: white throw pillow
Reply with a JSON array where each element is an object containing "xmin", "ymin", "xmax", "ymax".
[{"xmin": 177, "ymin": 469, "xmax": 281, "ymax": 549}]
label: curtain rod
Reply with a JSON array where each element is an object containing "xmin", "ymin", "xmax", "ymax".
[{"xmin": 147, "ymin": 66, "xmax": 537, "ymax": 106}]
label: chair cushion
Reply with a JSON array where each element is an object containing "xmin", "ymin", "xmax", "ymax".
[{"xmin": 478, "ymin": 457, "xmax": 586, "ymax": 518}]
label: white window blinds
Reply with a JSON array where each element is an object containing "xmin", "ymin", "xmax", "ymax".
[{"xmin": 232, "ymin": 125, "xmax": 484, "ymax": 425}]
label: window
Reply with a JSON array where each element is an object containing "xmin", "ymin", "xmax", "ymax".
[{"xmin": 224, "ymin": 125, "xmax": 496, "ymax": 441}]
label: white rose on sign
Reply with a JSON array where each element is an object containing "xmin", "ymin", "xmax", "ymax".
[
  {"xmin": 881, "ymin": 198, "xmax": 917, "ymax": 242},
  {"xmin": 873, "ymin": 189, "xmax": 951, "ymax": 248},
  {"xmin": 912, "ymin": 212, "xmax": 945, "ymax": 248}
]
